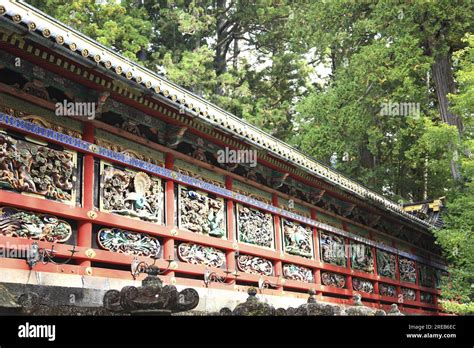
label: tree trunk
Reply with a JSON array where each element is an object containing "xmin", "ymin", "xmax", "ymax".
[
  {"xmin": 214, "ymin": 0, "xmax": 229, "ymax": 95},
  {"xmin": 431, "ymin": 53, "xmax": 463, "ymax": 180},
  {"xmin": 432, "ymin": 54, "xmax": 463, "ymax": 132}
]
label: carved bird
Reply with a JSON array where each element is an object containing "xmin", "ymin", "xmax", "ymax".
[{"xmin": 124, "ymin": 172, "xmax": 152, "ymax": 210}]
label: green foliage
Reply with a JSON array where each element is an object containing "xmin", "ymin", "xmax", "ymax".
[
  {"xmin": 439, "ymin": 300, "xmax": 474, "ymax": 315},
  {"xmin": 433, "ymin": 34, "xmax": 474, "ymax": 314},
  {"xmin": 29, "ymin": 0, "xmax": 153, "ymax": 61}
]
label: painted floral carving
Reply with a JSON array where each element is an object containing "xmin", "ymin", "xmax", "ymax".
[
  {"xmin": 178, "ymin": 242, "xmax": 226, "ymax": 268},
  {"xmin": 401, "ymin": 287, "xmax": 416, "ymax": 301},
  {"xmin": 237, "ymin": 205, "xmax": 273, "ymax": 248},
  {"xmin": 321, "ymin": 272, "xmax": 346, "ymax": 288},
  {"xmin": 376, "ymin": 250, "xmax": 396, "ymax": 279},
  {"xmin": 379, "ymin": 283, "xmax": 397, "ymax": 297},
  {"xmin": 350, "ymin": 241, "xmax": 374, "ymax": 273},
  {"xmin": 0, "ymin": 133, "xmax": 76, "ymax": 202},
  {"xmin": 282, "ymin": 219, "xmax": 313, "ymax": 258},
  {"xmin": 282, "ymin": 264, "xmax": 313, "ymax": 283},
  {"xmin": 399, "ymin": 257, "xmax": 417, "ymax": 283},
  {"xmin": 97, "ymin": 228, "xmax": 161, "ymax": 257},
  {"xmin": 0, "ymin": 206, "xmax": 72, "ymax": 242},
  {"xmin": 237, "ymin": 254, "xmax": 273, "ymax": 276},
  {"xmin": 320, "ymin": 232, "xmax": 346, "ymax": 266},
  {"xmin": 352, "ymin": 278, "xmax": 374, "ymax": 294},
  {"xmin": 420, "ymin": 292, "xmax": 433, "ymax": 303},
  {"xmin": 179, "ymin": 187, "xmax": 225, "ymax": 238},
  {"xmin": 418, "ymin": 264, "xmax": 433, "ymax": 288},
  {"xmin": 100, "ymin": 164, "xmax": 163, "ymax": 222}
]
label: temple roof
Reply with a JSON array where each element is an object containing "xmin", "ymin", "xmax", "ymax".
[
  {"xmin": 0, "ymin": 0, "xmax": 437, "ymax": 229},
  {"xmin": 403, "ymin": 198, "xmax": 445, "ymax": 229}
]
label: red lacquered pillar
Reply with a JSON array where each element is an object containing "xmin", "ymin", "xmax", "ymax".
[
  {"xmin": 372, "ymin": 245, "xmax": 380, "ymax": 307},
  {"xmin": 343, "ymin": 222, "xmax": 353, "ymax": 302},
  {"xmin": 272, "ymin": 194, "xmax": 283, "ymax": 291},
  {"xmin": 311, "ymin": 210, "xmax": 322, "ymax": 296},
  {"xmin": 78, "ymin": 122, "xmax": 94, "ymax": 268},
  {"xmin": 164, "ymin": 153, "xmax": 175, "ymax": 277},
  {"xmin": 225, "ymin": 176, "xmax": 236, "ymax": 284}
]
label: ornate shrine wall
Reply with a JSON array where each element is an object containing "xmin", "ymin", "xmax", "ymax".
[{"xmin": 0, "ymin": 21, "xmax": 447, "ymax": 314}]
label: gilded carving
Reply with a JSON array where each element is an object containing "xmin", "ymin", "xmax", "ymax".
[
  {"xmin": 97, "ymin": 227, "xmax": 161, "ymax": 257},
  {"xmin": 399, "ymin": 257, "xmax": 416, "ymax": 283},
  {"xmin": 0, "ymin": 132, "xmax": 76, "ymax": 203},
  {"xmin": 420, "ymin": 292, "xmax": 433, "ymax": 303},
  {"xmin": 352, "ymin": 277, "xmax": 374, "ymax": 294},
  {"xmin": 376, "ymin": 250, "xmax": 396, "ymax": 279},
  {"xmin": 418, "ymin": 264, "xmax": 434, "ymax": 288},
  {"xmin": 100, "ymin": 163, "xmax": 163, "ymax": 222},
  {"xmin": 177, "ymin": 242, "xmax": 226, "ymax": 268},
  {"xmin": 237, "ymin": 204, "xmax": 273, "ymax": 248},
  {"xmin": 350, "ymin": 241, "xmax": 374, "ymax": 273},
  {"xmin": 320, "ymin": 232, "xmax": 346, "ymax": 266},
  {"xmin": 95, "ymin": 139, "xmax": 163, "ymax": 166},
  {"xmin": 282, "ymin": 219, "xmax": 313, "ymax": 258},
  {"xmin": 282, "ymin": 264, "xmax": 313, "ymax": 283},
  {"xmin": 379, "ymin": 283, "xmax": 397, "ymax": 297},
  {"xmin": 237, "ymin": 254, "xmax": 273, "ymax": 276},
  {"xmin": 401, "ymin": 287, "xmax": 416, "ymax": 301},
  {"xmin": 0, "ymin": 206, "xmax": 72, "ymax": 242},
  {"xmin": 321, "ymin": 271, "xmax": 346, "ymax": 288},
  {"xmin": 179, "ymin": 186, "xmax": 225, "ymax": 238}
]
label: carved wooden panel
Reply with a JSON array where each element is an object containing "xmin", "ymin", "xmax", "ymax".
[
  {"xmin": 237, "ymin": 204, "xmax": 274, "ymax": 248},
  {"xmin": 282, "ymin": 219, "xmax": 313, "ymax": 258},
  {"xmin": 0, "ymin": 132, "xmax": 77, "ymax": 204},
  {"xmin": 178, "ymin": 242, "xmax": 226, "ymax": 268},
  {"xmin": 0, "ymin": 206, "xmax": 72, "ymax": 243},
  {"xmin": 97, "ymin": 227, "xmax": 161, "ymax": 257},
  {"xmin": 350, "ymin": 241, "xmax": 374, "ymax": 273},
  {"xmin": 178, "ymin": 186, "xmax": 225, "ymax": 238},
  {"xmin": 99, "ymin": 162, "xmax": 164, "ymax": 223},
  {"xmin": 321, "ymin": 271, "xmax": 346, "ymax": 288},
  {"xmin": 282, "ymin": 264, "xmax": 313, "ymax": 283},
  {"xmin": 236, "ymin": 254, "xmax": 273, "ymax": 275},
  {"xmin": 376, "ymin": 250, "xmax": 396, "ymax": 279},
  {"xmin": 320, "ymin": 232, "xmax": 346, "ymax": 266}
]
